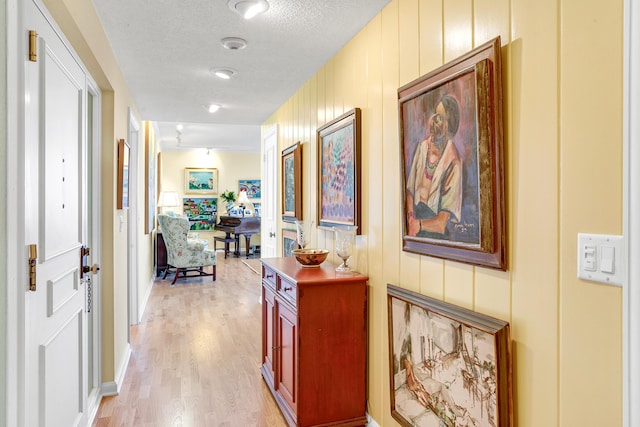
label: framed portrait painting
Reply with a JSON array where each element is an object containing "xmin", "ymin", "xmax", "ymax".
[
  {"xmin": 185, "ymin": 168, "xmax": 218, "ymax": 194},
  {"xmin": 116, "ymin": 139, "xmax": 130, "ymax": 210},
  {"xmin": 399, "ymin": 36, "xmax": 506, "ymax": 270},
  {"xmin": 317, "ymin": 108, "xmax": 361, "ymax": 232},
  {"xmin": 387, "ymin": 284, "xmax": 513, "ymax": 427},
  {"xmin": 282, "ymin": 142, "xmax": 302, "ymax": 222}
]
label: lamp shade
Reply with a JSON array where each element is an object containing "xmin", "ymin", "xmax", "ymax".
[
  {"xmin": 158, "ymin": 191, "xmax": 180, "ymax": 208},
  {"xmin": 237, "ymin": 189, "xmax": 250, "ymax": 204}
]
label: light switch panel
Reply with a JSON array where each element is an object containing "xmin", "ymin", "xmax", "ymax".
[{"xmin": 577, "ymin": 233, "xmax": 624, "ymax": 286}]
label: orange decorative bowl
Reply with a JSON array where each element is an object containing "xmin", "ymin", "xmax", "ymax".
[{"xmin": 292, "ymin": 249, "xmax": 329, "ymax": 267}]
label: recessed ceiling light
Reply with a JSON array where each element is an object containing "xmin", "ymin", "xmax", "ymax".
[
  {"xmin": 227, "ymin": 0, "xmax": 269, "ymax": 19},
  {"xmin": 221, "ymin": 37, "xmax": 248, "ymax": 50},
  {"xmin": 210, "ymin": 68, "xmax": 237, "ymax": 80}
]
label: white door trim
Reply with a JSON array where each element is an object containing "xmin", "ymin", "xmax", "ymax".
[
  {"xmin": 86, "ymin": 80, "xmax": 104, "ymax": 424},
  {"xmin": 623, "ymin": 1, "xmax": 639, "ymax": 426},
  {"xmin": 6, "ymin": 0, "xmax": 24, "ymax": 425},
  {"xmin": 127, "ymin": 109, "xmax": 140, "ymax": 326}
]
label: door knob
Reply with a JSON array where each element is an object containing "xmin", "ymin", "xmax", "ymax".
[
  {"xmin": 269, "ymin": 231, "xmax": 276, "ymax": 238},
  {"xmin": 82, "ymin": 264, "xmax": 100, "ymax": 274}
]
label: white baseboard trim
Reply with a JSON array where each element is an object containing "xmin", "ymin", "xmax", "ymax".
[
  {"xmin": 101, "ymin": 342, "xmax": 132, "ymax": 398},
  {"xmin": 366, "ymin": 412, "xmax": 380, "ymax": 427},
  {"xmin": 138, "ymin": 276, "xmax": 154, "ymax": 323},
  {"xmin": 100, "ymin": 381, "xmax": 118, "ymax": 397}
]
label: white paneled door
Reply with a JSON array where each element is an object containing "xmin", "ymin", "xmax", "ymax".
[
  {"xmin": 22, "ymin": 1, "xmax": 96, "ymax": 425},
  {"xmin": 262, "ymin": 125, "xmax": 278, "ymax": 258}
]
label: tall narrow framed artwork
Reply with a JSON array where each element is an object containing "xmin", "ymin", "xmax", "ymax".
[
  {"xmin": 317, "ymin": 108, "xmax": 361, "ymax": 232},
  {"xmin": 282, "ymin": 142, "xmax": 302, "ymax": 222},
  {"xmin": 387, "ymin": 284, "xmax": 513, "ymax": 427},
  {"xmin": 399, "ymin": 36, "xmax": 506, "ymax": 270},
  {"xmin": 116, "ymin": 139, "xmax": 130, "ymax": 210},
  {"xmin": 185, "ymin": 168, "xmax": 218, "ymax": 194},
  {"xmin": 144, "ymin": 122, "xmax": 156, "ymax": 234}
]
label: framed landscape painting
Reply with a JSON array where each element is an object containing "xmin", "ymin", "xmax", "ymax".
[
  {"xmin": 185, "ymin": 168, "xmax": 218, "ymax": 194},
  {"xmin": 182, "ymin": 197, "xmax": 218, "ymax": 230},
  {"xmin": 239, "ymin": 179, "xmax": 261, "ymax": 199},
  {"xmin": 399, "ymin": 36, "xmax": 506, "ymax": 270},
  {"xmin": 387, "ymin": 284, "xmax": 513, "ymax": 427}
]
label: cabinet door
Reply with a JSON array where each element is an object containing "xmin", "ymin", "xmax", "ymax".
[
  {"xmin": 262, "ymin": 285, "xmax": 276, "ymax": 382},
  {"xmin": 277, "ymin": 301, "xmax": 298, "ymax": 415}
]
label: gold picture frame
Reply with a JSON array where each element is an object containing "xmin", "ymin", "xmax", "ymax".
[{"xmin": 185, "ymin": 167, "xmax": 218, "ymax": 194}]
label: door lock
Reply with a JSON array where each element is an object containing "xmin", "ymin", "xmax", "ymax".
[{"xmin": 83, "ymin": 264, "xmax": 100, "ymax": 275}]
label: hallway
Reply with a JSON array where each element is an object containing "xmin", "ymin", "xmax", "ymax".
[{"xmin": 92, "ymin": 256, "xmax": 287, "ymax": 427}]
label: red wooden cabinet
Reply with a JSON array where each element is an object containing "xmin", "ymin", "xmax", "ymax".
[{"xmin": 261, "ymin": 257, "xmax": 368, "ymax": 427}]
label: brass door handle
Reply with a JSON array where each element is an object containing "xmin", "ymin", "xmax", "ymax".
[{"xmin": 82, "ymin": 264, "xmax": 100, "ymax": 274}]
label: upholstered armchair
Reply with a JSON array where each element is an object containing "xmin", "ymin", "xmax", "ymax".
[{"xmin": 157, "ymin": 214, "xmax": 216, "ymax": 284}]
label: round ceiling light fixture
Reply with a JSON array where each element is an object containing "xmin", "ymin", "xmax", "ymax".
[
  {"xmin": 227, "ymin": 0, "xmax": 269, "ymax": 19},
  {"xmin": 210, "ymin": 67, "xmax": 237, "ymax": 80},
  {"xmin": 221, "ymin": 37, "xmax": 248, "ymax": 50},
  {"xmin": 203, "ymin": 104, "xmax": 221, "ymax": 114}
]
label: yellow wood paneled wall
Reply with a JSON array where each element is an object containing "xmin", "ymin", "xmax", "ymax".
[{"xmin": 263, "ymin": 0, "xmax": 623, "ymax": 425}]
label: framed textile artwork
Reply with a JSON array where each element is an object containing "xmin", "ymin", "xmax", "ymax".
[
  {"xmin": 387, "ymin": 284, "xmax": 513, "ymax": 427},
  {"xmin": 282, "ymin": 142, "xmax": 302, "ymax": 222},
  {"xmin": 182, "ymin": 197, "xmax": 217, "ymax": 230},
  {"xmin": 317, "ymin": 108, "xmax": 361, "ymax": 232},
  {"xmin": 399, "ymin": 36, "xmax": 506, "ymax": 270},
  {"xmin": 116, "ymin": 139, "xmax": 130, "ymax": 210},
  {"xmin": 185, "ymin": 168, "xmax": 218, "ymax": 194}
]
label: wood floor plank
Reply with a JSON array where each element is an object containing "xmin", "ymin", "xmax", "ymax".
[{"xmin": 92, "ymin": 256, "xmax": 287, "ymax": 427}]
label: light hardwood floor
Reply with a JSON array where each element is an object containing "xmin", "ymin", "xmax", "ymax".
[{"xmin": 92, "ymin": 255, "xmax": 288, "ymax": 427}]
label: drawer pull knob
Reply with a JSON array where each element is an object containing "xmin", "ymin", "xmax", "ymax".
[
  {"xmin": 266, "ymin": 274, "xmax": 274, "ymax": 278},
  {"xmin": 283, "ymin": 286, "xmax": 292, "ymax": 292},
  {"xmin": 272, "ymin": 346, "xmax": 281, "ymax": 351}
]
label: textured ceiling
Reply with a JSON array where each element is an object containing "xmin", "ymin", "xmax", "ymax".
[{"xmin": 92, "ymin": 0, "xmax": 390, "ymax": 152}]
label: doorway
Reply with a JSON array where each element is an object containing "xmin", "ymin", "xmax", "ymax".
[{"xmin": 128, "ymin": 109, "xmax": 140, "ymax": 328}]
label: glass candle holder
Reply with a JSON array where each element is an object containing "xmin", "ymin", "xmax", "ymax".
[
  {"xmin": 295, "ymin": 220, "xmax": 309, "ymax": 249},
  {"xmin": 333, "ymin": 225, "xmax": 357, "ymax": 273}
]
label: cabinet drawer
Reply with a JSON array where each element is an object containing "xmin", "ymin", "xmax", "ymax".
[
  {"xmin": 277, "ymin": 277, "xmax": 297, "ymax": 306},
  {"xmin": 262, "ymin": 265, "xmax": 277, "ymax": 290}
]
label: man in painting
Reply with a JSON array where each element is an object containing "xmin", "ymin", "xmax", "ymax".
[{"xmin": 405, "ymin": 95, "xmax": 463, "ymax": 239}]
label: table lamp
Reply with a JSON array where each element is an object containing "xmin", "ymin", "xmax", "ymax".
[
  {"xmin": 236, "ymin": 188, "xmax": 253, "ymax": 217},
  {"xmin": 157, "ymin": 191, "xmax": 180, "ymax": 214}
]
